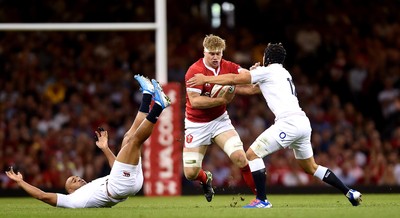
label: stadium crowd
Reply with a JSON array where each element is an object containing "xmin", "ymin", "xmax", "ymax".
[{"xmin": 1, "ymin": 0, "xmax": 400, "ymax": 191}]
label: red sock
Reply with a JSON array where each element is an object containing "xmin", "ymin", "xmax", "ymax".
[
  {"xmin": 196, "ymin": 169, "xmax": 207, "ymax": 184},
  {"xmin": 240, "ymin": 164, "xmax": 257, "ymax": 195}
]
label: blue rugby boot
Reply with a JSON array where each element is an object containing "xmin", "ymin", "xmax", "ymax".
[
  {"xmin": 134, "ymin": 74, "xmax": 154, "ymax": 95},
  {"xmin": 151, "ymin": 79, "xmax": 171, "ymax": 109}
]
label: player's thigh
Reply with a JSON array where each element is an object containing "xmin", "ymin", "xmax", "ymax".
[
  {"xmin": 183, "ymin": 145, "xmax": 207, "ymax": 157},
  {"xmin": 211, "ymin": 113, "xmax": 244, "ymax": 156},
  {"xmin": 184, "ymin": 120, "xmax": 213, "ymax": 148},
  {"xmin": 108, "ymin": 160, "xmax": 143, "ymax": 198},
  {"xmin": 213, "ymin": 129, "xmax": 239, "ymax": 146},
  {"xmin": 249, "ymin": 126, "xmax": 283, "ymax": 158},
  {"xmin": 290, "ymin": 138, "xmax": 314, "ymax": 160},
  {"xmin": 214, "ymin": 129, "xmax": 246, "ymax": 165},
  {"xmin": 289, "ymin": 117, "xmax": 313, "ymax": 160}
]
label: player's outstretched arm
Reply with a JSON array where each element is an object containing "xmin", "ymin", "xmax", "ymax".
[
  {"xmin": 235, "ymin": 84, "xmax": 261, "ymax": 95},
  {"xmin": 187, "ymin": 71, "xmax": 251, "ymax": 86},
  {"xmin": 5, "ymin": 167, "xmax": 57, "ymax": 207},
  {"xmin": 95, "ymin": 127, "xmax": 116, "ymax": 168}
]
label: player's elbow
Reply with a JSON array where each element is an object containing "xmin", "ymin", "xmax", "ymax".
[
  {"xmin": 250, "ymin": 86, "xmax": 261, "ymax": 95},
  {"xmin": 35, "ymin": 193, "xmax": 47, "ymax": 201},
  {"xmin": 37, "ymin": 193, "xmax": 57, "ymax": 207},
  {"xmin": 189, "ymin": 99, "xmax": 208, "ymax": 109},
  {"xmin": 231, "ymin": 78, "xmax": 243, "ymax": 85},
  {"xmin": 191, "ymin": 103, "xmax": 210, "ymax": 109},
  {"xmin": 233, "ymin": 73, "xmax": 251, "ymax": 85},
  {"xmin": 189, "ymin": 101, "xmax": 200, "ymax": 109}
]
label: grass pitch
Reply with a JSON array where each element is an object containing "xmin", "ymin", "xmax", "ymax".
[{"xmin": 1, "ymin": 194, "xmax": 399, "ymax": 218}]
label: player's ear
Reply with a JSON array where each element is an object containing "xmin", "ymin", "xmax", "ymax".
[{"xmin": 262, "ymin": 55, "xmax": 266, "ymax": 66}]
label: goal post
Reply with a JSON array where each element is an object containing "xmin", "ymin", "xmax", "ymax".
[{"xmin": 0, "ymin": 0, "xmax": 168, "ymax": 84}]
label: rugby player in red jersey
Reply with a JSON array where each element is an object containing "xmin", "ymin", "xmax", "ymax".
[{"xmin": 183, "ymin": 34, "xmax": 260, "ymax": 202}]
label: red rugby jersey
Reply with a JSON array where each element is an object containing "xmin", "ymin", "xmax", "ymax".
[{"xmin": 185, "ymin": 58, "xmax": 240, "ymax": 122}]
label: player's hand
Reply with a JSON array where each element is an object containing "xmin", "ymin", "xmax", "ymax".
[
  {"xmin": 250, "ymin": 62, "xmax": 260, "ymax": 70},
  {"xmin": 221, "ymin": 88, "xmax": 235, "ymax": 104},
  {"xmin": 5, "ymin": 166, "xmax": 23, "ymax": 182},
  {"xmin": 95, "ymin": 127, "xmax": 109, "ymax": 150},
  {"xmin": 186, "ymin": 74, "xmax": 206, "ymax": 87}
]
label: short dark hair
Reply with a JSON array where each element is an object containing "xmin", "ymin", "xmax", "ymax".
[{"xmin": 263, "ymin": 43, "xmax": 286, "ymax": 66}]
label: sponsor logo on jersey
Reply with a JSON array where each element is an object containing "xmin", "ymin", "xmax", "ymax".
[{"xmin": 123, "ymin": 171, "xmax": 131, "ymax": 177}]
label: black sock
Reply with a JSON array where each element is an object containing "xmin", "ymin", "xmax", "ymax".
[
  {"xmin": 139, "ymin": 94, "xmax": 153, "ymax": 113},
  {"xmin": 322, "ymin": 169, "xmax": 350, "ymax": 194},
  {"xmin": 146, "ymin": 103, "xmax": 163, "ymax": 123},
  {"xmin": 252, "ymin": 169, "xmax": 266, "ymax": 201}
]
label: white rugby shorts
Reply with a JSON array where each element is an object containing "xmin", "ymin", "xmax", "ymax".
[
  {"xmin": 107, "ymin": 160, "xmax": 143, "ymax": 198},
  {"xmin": 184, "ymin": 112, "xmax": 235, "ymax": 148},
  {"xmin": 250, "ymin": 114, "xmax": 313, "ymax": 159}
]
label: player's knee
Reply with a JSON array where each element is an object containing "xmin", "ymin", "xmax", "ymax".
[
  {"xmin": 303, "ymin": 167, "xmax": 315, "ymax": 175},
  {"xmin": 246, "ymin": 148, "xmax": 258, "ymax": 160},
  {"xmin": 299, "ymin": 161, "xmax": 318, "ymax": 175},
  {"xmin": 182, "ymin": 152, "xmax": 204, "ymax": 180},
  {"xmin": 306, "ymin": 163, "xmax": 319, "ymax": 175},
  {"xmin": 229, "ymin": 151, "xmax": 247, "ymax": 168},
  {"xmin": 223, "ymin": 136, "xmax": 245, "ymax": 164},
  {"xmin": 183, "ymin": 168, "xmax": 200, "ymax": 181},
  {"xmin": 122, "ymin": 133, "xmax": 141, "ymax": 148}
]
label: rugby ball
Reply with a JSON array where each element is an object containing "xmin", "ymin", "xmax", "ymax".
[{"xmin": 210, "ymin": 84, "xmax": 235, "ymax": 98}]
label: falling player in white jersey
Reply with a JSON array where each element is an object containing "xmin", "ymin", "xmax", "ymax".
[
  {"xmin": 187, "ymin": 43, "xmax": 362, "ymax": 208},
  {"xmin": 5, "ymin": 75, "xmax": 171, "ymax": 208}
]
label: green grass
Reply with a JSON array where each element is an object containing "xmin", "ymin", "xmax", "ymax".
[{"xmin": 1, "ymin": 194, "xmax": 399, "ymax": 218}]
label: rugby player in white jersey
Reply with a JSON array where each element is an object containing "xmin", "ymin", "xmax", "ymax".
[
  {"xmin": 5, "ymin": 75, "xmax": 171, "ymax": 208},
  {"xmin": 187, "ymin": 43, "xmax": 362, "ymax": 208}
]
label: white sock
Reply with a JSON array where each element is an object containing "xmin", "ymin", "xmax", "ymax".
[
  {"xmin": 248, "ymin": 158, "xmax": 265, "ymax": 172},
  {"xmin": 313, "ymin": 165, "xmax": 328, "ymax": 180}
]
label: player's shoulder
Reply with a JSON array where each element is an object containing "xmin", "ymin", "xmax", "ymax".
[
  {"xmin": 220, "ymin": 59, "xmax": 241, "ymax": 74},
  {"xmin": 259, "ymin": 64, "xmax": 286, "ymax": 74},
  {"xmin": 220, "ymin": 59, "xmax": 239, "ymax": 67},
  {"xmin": 188, "ymin": 59, "xmax": 205, "ymax": 71},
  {"xmin": 188, "ymin": 59, "xmax": 204, "ymax": 70},
  {"xmin": 267, "ymin": 63, "xmax": 286, "ymax": 71},
  {"xmin": 186, "ymin": 59, "xmax": 206, "ymax": 79}
]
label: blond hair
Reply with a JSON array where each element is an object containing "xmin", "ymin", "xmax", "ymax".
[{"xmin": 203, "ymin": 34, "xmax": 226, "ymax": 52}]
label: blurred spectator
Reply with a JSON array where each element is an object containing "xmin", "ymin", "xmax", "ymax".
[{"xmin": 378, "ymin": 76, "xmax": 400, "ymax": 119}]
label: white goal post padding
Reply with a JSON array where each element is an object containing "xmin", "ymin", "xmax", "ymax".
[{"xmin": 0, "ymin": 0, "xmax": 167, "ymax": 84}]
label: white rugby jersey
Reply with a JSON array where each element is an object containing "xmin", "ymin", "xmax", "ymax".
[
  {"xmin": 250, "ymin": 64, "xmax": 303, "ymax": 120},
  {"xmin": 56, "ymin": 176, "xmax": 126, "ymax": 208}
]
